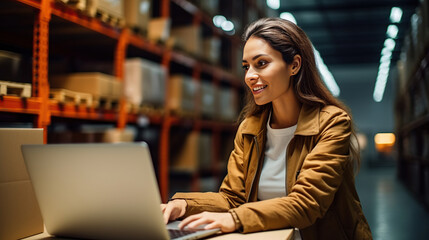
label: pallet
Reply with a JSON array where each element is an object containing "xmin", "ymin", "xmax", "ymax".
[
  {"xmin": 55, "ymin": 0, "xmax": 87, "ymax": 11},
  {"xmin": 0, "ymin": 80, "xmax": 32, "ymax": 98},
  {"xmin": 94, "ymin": 9, "xmax": 125, "ymax": 27},
  {"xmin": 55, "ymin": 0, "xmax": 125, "ymax": 27},
  {"xmin": 93, "ymin": 97, "xmax": 119, "ymax": 111},
  {"xmin": 50, "ymin": 88, "xmax": 93, "ymax": 107},
  {"xmin": 87, "ymin": 0, "xmax": 125, "ymax": 28}
]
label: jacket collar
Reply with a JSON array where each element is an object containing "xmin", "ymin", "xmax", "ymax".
[{"xmin": 241, "ymin": 104, "xmax": 320, "ymax": 137}]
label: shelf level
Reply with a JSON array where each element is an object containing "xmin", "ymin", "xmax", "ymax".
[{"xmin": 0, "ymin": 96, "xmax": 41, "ymax": 115}]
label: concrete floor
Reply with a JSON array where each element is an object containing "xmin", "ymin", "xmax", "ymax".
[{"xmin": 355, "ymin": 164, "xmax": 429, "ymax": 240}]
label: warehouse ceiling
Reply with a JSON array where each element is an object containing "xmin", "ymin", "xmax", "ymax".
[{"xmin": 278, "ymin": 0, "xmax": 420, "ymax": 66}]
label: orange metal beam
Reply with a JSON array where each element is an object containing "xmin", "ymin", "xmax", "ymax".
[
  {"xmin": 161, "ymin": 0, "xmax": 170, "ymax": 18},
  {"xmin": 115, "ymin": 29, "xmax": 130, "ymax": 129},
  {"xmin": 159, "ymin": 48, "xmax": 172, "ymax": 202},
  {"xmin": 0, "ymin": 96, "xmax": 41, "ymax": 114},
  {"xmin": 33, "ymin": 0, "xmax": 51, "ymax": 143}
]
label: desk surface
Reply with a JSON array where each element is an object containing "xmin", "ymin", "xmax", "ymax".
[{"xmin": 24, "ymin": 227, "xmax": 294, "ymax": 240}]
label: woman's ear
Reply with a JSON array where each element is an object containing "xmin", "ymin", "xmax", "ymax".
[{"xmin": 291, "ymin": 55, "xmax": 302, "ymax": 75}]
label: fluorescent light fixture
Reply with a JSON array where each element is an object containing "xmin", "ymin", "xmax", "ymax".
[
  {"xmin": 314, "ymin": 48, "xmax": 340, "ymax": 97},
  {"xmin": 381, "ymin": 47, "xmax": 392, "ymax": 55},
  {"xmin": 374, "ymin": 9, "xmax": 400, "ymax": 102},
  {"xmin": 390, "ymin": 7, "xmax": 403, "ymax": 23},
  {"xmin": 267, "ymin": 0, "xmax": 280, "ymax": 10},
  {"xmin": 373, "ymin": 63, "xmax": 390, "ymax": 102},
  {"xmin": 379, "ymin": 60, "xmax": 390, "ymax": 69},
  {"xmin": 386, "ymin": 25, "xmax": 399, "ymax": 39},
  {"xmin": 380, "ymin": 54, "xmax": 392, "ymax": 63},
  {"xmin": 280, "ymin": 12, "xmax": 297, "ymax": 24},
  {"xmin": 221, "ymin": 20, "xmax": 234, "ymax": 32},
  {"xmin": 213, "ymin": 15, "xmax": 226, "ymax": 28},
  {"xmin": 384, "ymin": 38, "xmax": 396, "ymax": 51},
  {"xmin": 278, "ymin": 15, "xmax": 339, "ymax": 96}
]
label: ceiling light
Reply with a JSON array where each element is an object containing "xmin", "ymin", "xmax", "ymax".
[
  {"xmin": 213, "ymin": 15, "xmax": 226, "ymax": 28},
  {"xmin": 373, "ymin": 73, "xmax": 388, "ymax": 102},
  {"xmin": 314, "ymin": 48, "xmax": 340, "ymax": 97},
  {"xmin": 380, "ymin": 54, "xmax": 392, "ymax": 63},
  {"xmin": 381, "ymin": 47, "xmax": 392, "ymax": 55},
  {"xmin": 384, "ymin": 38, "xmax": 396, "ymax": 51},
  {"xmin": 379, "ymin": 61, "xmax": 390, "ymax": 69},
  {"xmin": 267, "ymin": 0, "xmax": 280, "ymax": 10},
  {"xmin": 280, "ymin": 12, "xmax": 297, "ymax": 24},
  {"xmin": 221, "ymin": 20, "xmax": 234, "ymax": 32},
  {"xmin": 390, "ymin": 7, "xmax": 403, "ymax": 23},
  {"xmin": 386, "ymin": 25, "xmax": 399, "ymax": 39}
]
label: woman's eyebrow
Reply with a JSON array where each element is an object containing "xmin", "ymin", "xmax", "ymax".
[{"xmin": 242, "ymin": 54, "xmax": 269, "ymax": 63}]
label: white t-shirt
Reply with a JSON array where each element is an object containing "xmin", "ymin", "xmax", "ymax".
[
  {"xmin": 257, "ymin": 113, "xmax": 302, "ymax": 240},
  {"xmin": 257, "ymin": 114, "xmax": 297, "ymax": 200}
]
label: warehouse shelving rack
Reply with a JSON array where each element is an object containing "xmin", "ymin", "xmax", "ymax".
[
  {"xmin": 0, "ymin": 0, "xmax": 261, "ymax": 201},
  {"xmin": 396, "ymin": 48, "xmax": 429, "ymax": 210}
]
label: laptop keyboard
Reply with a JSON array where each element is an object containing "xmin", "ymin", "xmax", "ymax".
[{"xmin": 168, "ymin": 228, "xmax": 197, "ymax": 239}]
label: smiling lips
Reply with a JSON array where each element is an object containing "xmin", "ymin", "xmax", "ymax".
[{"xmin": 252, "ymin": 85, "xmax": 267, "ymax": 94}]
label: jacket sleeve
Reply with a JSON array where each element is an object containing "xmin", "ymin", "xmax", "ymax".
[
  {"xmin": 171, "ymin": 121, "xmax": 248, "ymax": 217},
  {"xmin": 233, "ymin": 109, "xmax": 352, "ymax": 232}
]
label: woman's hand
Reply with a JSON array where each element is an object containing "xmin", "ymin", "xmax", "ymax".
[
  {"xmin": 161, "ymin": 199, "xmax": 187, "ymax": 224},
  {"xmin": 178, "ymin": 212, "xmax": 236, "ymax": 233}
]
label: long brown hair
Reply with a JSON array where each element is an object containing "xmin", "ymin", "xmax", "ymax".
[{"xmin": 239, "ymin": 18, "xmax": 361, "ymax": 172}]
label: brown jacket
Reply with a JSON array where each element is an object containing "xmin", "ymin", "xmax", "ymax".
[{"xmin": 173, "ymin": 104, "xmax": 372, "ymax": 239}]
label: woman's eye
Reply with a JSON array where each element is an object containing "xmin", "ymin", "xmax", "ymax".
[
  {"xmin": 258, "ymin": 60, "xmax": 267, "ymax": 67},
  {"xmin": 242, "ymin": 65, "xmax": 249, "ymax": 71}
]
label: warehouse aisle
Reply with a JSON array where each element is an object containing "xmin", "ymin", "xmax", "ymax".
[{"xmin": 356, "ymin": 164, "xmax": 429, "ymax": 240}]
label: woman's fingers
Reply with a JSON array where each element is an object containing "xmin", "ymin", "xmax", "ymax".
[
  {"xmin": 160, "ymin": 204, "xmax": 166, "ymax": 213},
  {"xmin": 179, "ymin": 212, "xmax": 236, "ymax": 233},
  {"xmin": 162, "ymin": 199, "xmax": 187, "ymax": 224},
  {"xmin": 178, "ymin": 213, "xmax": 201, "ymax": 229}
]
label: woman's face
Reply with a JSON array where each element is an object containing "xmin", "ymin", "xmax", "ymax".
[{"xmin": 242, "ymin": 36, "xmax": 299, "ymax": 106}]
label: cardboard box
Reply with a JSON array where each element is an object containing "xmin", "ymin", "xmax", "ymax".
[
  {"xmin": 202, "ymin": 37, "xmax": 221, "ymax": 64},
  {"xmin": 170, "ymin": 25, "xmax": 202, "ymax": 56},
  {"xmin": 168, "ymin": 74, "xmax": 199, "ymax": 113},
  {"xmin": 123, "ymin": 0, "xmax": 152, "ymax": 33},
  {"xmin": 86, "ymin": 0, "xmax": 124, "ymax": 19},
  {"xmin": 124, "ymin": 58, "xmax": 167, "ymax": 107},
  {"xmin": 198, "ymin": 132, "xmax": 213, "ymax": 171},
  {"xmin": 218, "ymin": 88, "xmax": 239, "ymax": 121},
  {"xmin": 171, "ymin": 131, "xmax": 199, "ymax": 173},
  {"xmin": 148, "ymin": 17, "xmax": 171, "ymax": 42},
  {"xmin": 0, "ymin": 128, "xmax": 44, "ymax": 240},
  {"xmin": 110, "ymin": 79, "xmax": 123, "ymax": 100},
  {"xmin": 50, "ymin": 72, "xmax": 120, "ymax": 100},
  {"xmin": 102, "ymin": 128, "xmax": 134, "ymax": 143},
  {"xmin": 200, "ymin": 81, "xmax": 217, "ymax": 119},
  {"xmin": 0, "ymin": 50, "xmax": 21, "ymax": 82}
]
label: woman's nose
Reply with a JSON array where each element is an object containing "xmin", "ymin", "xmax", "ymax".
[{"xmin": 245, "ymin": 68, "xmax": 258, "ymax": 84}]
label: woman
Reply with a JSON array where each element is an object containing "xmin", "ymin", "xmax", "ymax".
[{"xmin": 162, "ymin": 18, "xmax": 372, "ymax": 239}]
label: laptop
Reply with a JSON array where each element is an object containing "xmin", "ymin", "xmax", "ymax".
[{"xmin": 21, "ymin": 142, "xmax": 220, "ymax": 240}]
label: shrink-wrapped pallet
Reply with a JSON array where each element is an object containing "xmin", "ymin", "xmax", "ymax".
[
  {"xmin": 170, "ymin": 25, "xmax": 202, "ymax": 56},
  {"xmin": 123, "ymin": 0, "xmax": 152, "ymax": 34},
  {"xmin": 50, "ymin": 72, "xmax": 121, "ymax": 100},
  {"xmin": 124, "ymin": 58, "xmax": 167, "ymax": 108},
  {"xmin": 200, "ymin": 81, "xmax": 218, "ymax": 119},
  {"xmin": 218, "ymin": 87, "xmax": 238, "ymax": 122},
  {"xmin": 168, "ymin": 74, "xmax": 199, "ymax": 114}
]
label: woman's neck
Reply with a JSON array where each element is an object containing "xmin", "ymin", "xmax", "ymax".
[{"xmin": 270, "ymin": 96, "xmax": 301, "ymax": 129}]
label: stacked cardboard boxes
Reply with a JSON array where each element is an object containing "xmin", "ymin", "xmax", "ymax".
[
  {"xmin": 124, "ymin": 58, "xmax": 167, "ymax": 110},
  {"xmin": 50, "ymin": 72, "xmax": 122, "ymax": 108},
  {"xmin": 168, "ymin": 74, "xmax": 199, "ymax": 115},
  {"xmin": 0, "ymin": 129, "xmax": 44, "ymax": 240}
]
